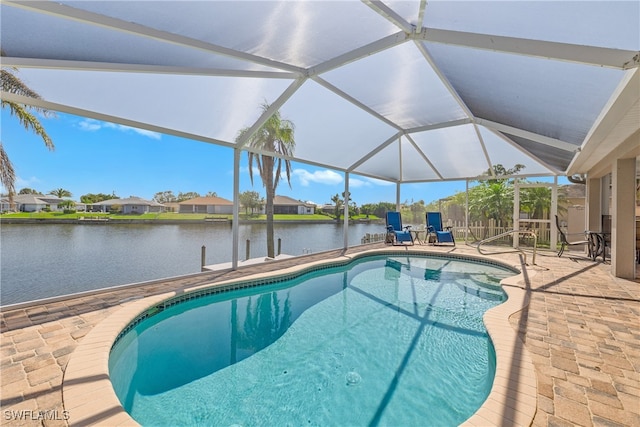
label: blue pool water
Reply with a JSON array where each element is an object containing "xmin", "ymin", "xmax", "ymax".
[{"xmin": 109, "ymin": 255, "xmax": 515, "ymax": 426}]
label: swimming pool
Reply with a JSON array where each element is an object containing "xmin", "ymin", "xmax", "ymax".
[{"xmin": 109, "ymin": 254, "xmax": 516, "ymax": 426}]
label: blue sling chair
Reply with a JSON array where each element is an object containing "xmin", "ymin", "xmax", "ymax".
[
  {"xmin": 426, "ymin": 212, "xmax": 455, "ymax": 245},
  {"xmin": 385, "ymin": 211, "xmax": 414, "ymax": 245}
]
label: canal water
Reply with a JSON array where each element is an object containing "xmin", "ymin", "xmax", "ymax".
[{"xmin": 0, "ymin": 222, "xmax": 384, "ymax": 305}]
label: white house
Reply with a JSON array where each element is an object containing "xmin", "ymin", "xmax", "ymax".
[
  {"xmin": 91, "ymin": 197, "xmax": 165, "ymax": 214},
  {"xmin": 270, "ymin": 195, "xmax": 315, "ymax": 215},
  {"xmin": 0, "ymin": 197, "xmax": 12, "ymax": 212},
  {"xmin": 10, "ymin": 194, "xmax": 68, "ymax": 212}
]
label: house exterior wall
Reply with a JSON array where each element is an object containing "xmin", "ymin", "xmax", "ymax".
[
  {"xmin": 567, "ymin": 205, "xmax": 586, "ymax": 237},
  {"xmin": 215, "ymin": 205, "xmax": 233, "ymax": 214},
  {"xmin": 611, "ymin": 157, "xmax": 636, "ymax": 278},
  {"xmin": 20, "ymin": 203, "xmax": 45, "ymax": 212},
  {"xmin": 270, "ymin": 204, "xmax": 314, "ymax": 215},
  {"xmin": 298, "ymin": 205, "xmax": 314, "ymax": 214},
  {"xmin": 123, "ymin": 204, "xmax": 148, "ymax": 214},
  {"xmin": 178, "ymin": 204, "xmax": 232, "ymax": 214},
  {"xmin": 274, "ymin": 205, "xmax": 297, "ymax": 215}
]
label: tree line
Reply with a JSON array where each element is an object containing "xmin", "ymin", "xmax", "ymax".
[{"xmin": 10, "ymin": 165, "xmax": 567, "ymax": 226}]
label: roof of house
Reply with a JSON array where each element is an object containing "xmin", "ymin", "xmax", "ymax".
[
  {"xmin": 12, "ymin": 194, "xmax": 67, "ymax": 204},
  {"xmin": 93, "ymin": 197, "xmax": 164, "ymax": 206},
  {"xmin": 273, "ymin": 195, "xmax": 314, "ymax": 207},
  {"xmin": 12, "ymin": 194, "xmax": 48, "ymax": 205},
  {"xmin": 178, "ymin": 196, "xmax": 233, "ymax": 206}
]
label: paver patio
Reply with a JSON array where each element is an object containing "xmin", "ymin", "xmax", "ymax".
[{"xmin": 1, "ymin": 243, "xmax": 638, "ymax": 426}]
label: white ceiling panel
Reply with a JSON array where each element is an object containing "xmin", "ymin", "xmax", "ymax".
[
  {"xmin": 15, "ymin": 68, "xmax": 294, "ymax": 143},
  {"xmin": 61, "ymin": 0, "xmax": 400, "ymax": 68},
  {"xmin": 353, "ymin": 141, "xmax": 403, "ymax": 182},
  {"xmin": 411, "ymin": 124, "xmax": 489, "ymax": 179},
  {"xmin": 279, "ymin": 79, "xmax": 399, "ymax": 171},
  {"xmin": 321, "ymin": 42, "xmax": 467, "ymax": 129},
  {"xmin": 399, "ymin": 138, "xmax": 442, "ymax": 182},
  {"xmin": 1, "ymin": 5, "xmax": 283, "ymax": 72},
  {"xmin": 1, "ymin": 0, "xmax": 638, "ymax": 183},
  {"xmin": 479, "ymin": 126, "xmax": 556, "ymax": 176},
  {"xmin": 424, "ymin": 1, "xmax": 640, "ymax": 51},
  {"xmin": 425, "ymin": 42, "xmax": 628, "ymax": 145}
]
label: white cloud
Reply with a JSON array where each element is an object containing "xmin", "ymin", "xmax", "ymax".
[
  {"xmin": 77, "ymin": 119, "xmax": 102, "ymax": 132},
  {"xmin": 349, "ymin": 176, "xmax": 393, "ymax": 188},
  {"xmin": 104, "ymin": 123, "xmax": 162, "ymax": 140},
  {"xmin": 293, "ymin": 169, "xmax": 343, "ymax": 187},
  {"xmin": 348, "ymin": 178, "xmax": 369, "ymax": 188},
  {"xmin": 77, "ymin": 119, "xmax": 161, "ymax": 140}
]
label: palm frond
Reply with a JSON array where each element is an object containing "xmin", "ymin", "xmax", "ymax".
[
  {"xmin": 1, "ymin": 69, "xmax": 40, "ymax": 98},
  {"xmin": 2, "ymin": 101, "xmax": 54, "ymax": 150},
  {"xmin": 0, "ymin": 143, "xmax": 16, "ymax": 202}
]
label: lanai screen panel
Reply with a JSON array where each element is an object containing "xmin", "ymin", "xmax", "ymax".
[
  {"xmin": 1, "ymin": 0, "xmax": 638, "ymax": 183},
  {"xmin": 15, "ymin": 68, "xmax": 294, "ymax": 143},
  {"xmin": 479, "ymin": 127, "xmax": 556, "ymax": 176},
  {"xmin": 425, "ymin": 43, "xmax": 628, "ymax": 146},
  {"xmin": 1, "ymin": 5, "xmax": 281, "ymax": 72},
  {"xmin": 352, "ymin": 141, "xmax": 405, "ymax": 182},
  {"xmin": 320, "ymin": 42, "xmax": 467, "ymax": 129},
  {"xmin": 279, "ymin": 80, "xmax": 399, "ymax": 171},
  {"xmin": 410, "ymin": 125, "xmax": 489, "ymax": 180},
  {"xmin": 424, "ymin": 1, "xmax": 640, "ymax": 51},
  {"xmin": 500, "ymin": 133, "xmax": 576, "ymax": 174},
  {"xmin": 398, "ymin": 137, "xmax": 443, "ymax": 182},
  {"xmin": 60, "ymin": 0, "xmax": 401, "ymax": 68}
]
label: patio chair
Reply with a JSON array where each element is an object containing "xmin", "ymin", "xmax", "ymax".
[
  {"xmin": 426, "ymin": 212, "xmax": 455, "ymax": 245},
  {"xmin": 555, "ymin": 215, "xmax": 589, "ymax": 257},
  {"xmin": 385, "ymin": 212, "xmax": 414, "ymax": 245}
]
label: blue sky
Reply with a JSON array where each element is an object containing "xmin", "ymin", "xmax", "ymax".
[{"xmin": 1, "ymin": 110, "xmax": 478, "ymax": 206}]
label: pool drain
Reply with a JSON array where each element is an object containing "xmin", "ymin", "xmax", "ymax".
[{"xmin": 345, "ymin": 371, "xmax": 361, "ymax": 386}]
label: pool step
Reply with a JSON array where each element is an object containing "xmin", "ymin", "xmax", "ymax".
[{"xmin": 454, "ymin": 280, "xmax": 505, "ymax": 301}]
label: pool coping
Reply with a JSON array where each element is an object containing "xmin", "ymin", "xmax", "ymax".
[{"xmin": 62, "ymin": 247, "xmax": 537, "ymax": 426}]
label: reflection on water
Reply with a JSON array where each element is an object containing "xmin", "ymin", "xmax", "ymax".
[
  {"xmin": 0, "ymin": 222, "xmax": 382, "ymax": 305},
  {"xmin": 111, "ymin": 270, "xmax": 347, "ymax": 399}
]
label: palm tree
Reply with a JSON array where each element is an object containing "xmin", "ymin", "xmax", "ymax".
[
  {"xmin": 237, "ymin": 103, "xmax": 295, "ymax": 258},
  {"xmin": 1, "ymin": 66, "xmax": 55, "ymax": 204},
  {"xmin": 331, "ymin": 193, "xmax": 343, "ymax": 221},
  {"xmin": 50, "ymin": 188, "xmax": 72, "ymax": 198},
  {"xmin": 466, "ymin": 164, "xmax": 525, "ymax": 238}
]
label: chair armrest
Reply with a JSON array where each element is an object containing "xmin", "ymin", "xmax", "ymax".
[
  {"xmin": 404, "ymin": 225, "xmax": 412, "ymax": 231},
  {"xmin": 387, "ymin": 225, "xmax": 394, "ymax": 232},
  {"xmin": 427, "ymin": 225, "xmax": 435, "ymax": 232}
]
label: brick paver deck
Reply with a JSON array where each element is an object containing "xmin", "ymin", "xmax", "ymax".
[{"xmin": 1, "ymin": 243, "xmax": 638, "ymax": 426}]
